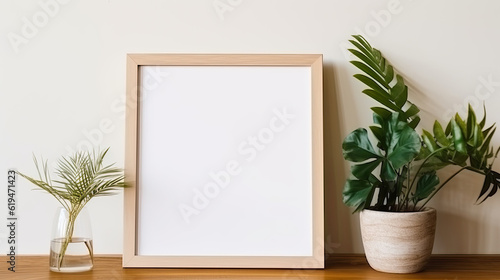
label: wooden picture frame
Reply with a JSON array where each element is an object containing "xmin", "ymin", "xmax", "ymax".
[{"xmin": 124, "ymin": 54, "xmax": 323, "ymax": 268}]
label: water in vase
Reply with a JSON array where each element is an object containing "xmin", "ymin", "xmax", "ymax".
[{"xmin": 50, "ymin": 237, "xmax": 93, "ymax": 272}]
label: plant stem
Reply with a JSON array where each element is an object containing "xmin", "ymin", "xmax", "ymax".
[
  {"xmin": 57, "ymin": 210, "xmax": 76, "ymax": 270},
  {"xmin": 418, "ymin": 166, "xmax": 485, "ymax": 211},
  {"xmin": 399, "ymin": 147, "xmax": 450, "ymax": 211},
  {"xmin": 57, "ymin": 204, "xmax": 88, "ymax": 270}
]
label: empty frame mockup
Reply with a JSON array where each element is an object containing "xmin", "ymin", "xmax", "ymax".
[{"xmin": 124, "ymin": 54, "xmax": 323, "ymax": 268}]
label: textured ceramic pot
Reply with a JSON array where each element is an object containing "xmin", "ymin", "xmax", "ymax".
[{"xmin": 359, "ymin": 207, "xmax": 436, "ymax": 273}]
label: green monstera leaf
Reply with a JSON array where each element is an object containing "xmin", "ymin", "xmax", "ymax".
[
  {"xmin": 375, "ymin": 112, "xmax": 421, "ymax": 181},
  {"xmin": 342, "ymin": 128, "xmax": 380, "ymax": 163},
  {"xmin": 342, "ymin": 112, "xmax": 420, "ymax": 211},
  {"xmin": 386, "ymin": 114, "xmax": 421, "ymax": 171},
  {"xmin": 342, "ymin": 179, "xmax": 374, "ymax": 211}
]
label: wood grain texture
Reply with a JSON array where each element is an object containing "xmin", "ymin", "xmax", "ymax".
[
  {"xmin": 1, "ymin": 255, "xmax": 499, "ymax": 280},
  {"xmin": 124, "ymin": 53, "xmax": 140, "ymax": 268},
  {"xmin": 127, "ymin": 54, "xmax": 323, "ymax": 66}
]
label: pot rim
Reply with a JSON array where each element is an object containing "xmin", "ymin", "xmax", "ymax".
[{"xmin": 361, "ymin": 207, "xmax": 436, "ymax": 214}]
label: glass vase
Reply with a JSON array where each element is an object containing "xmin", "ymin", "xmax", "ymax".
[{"xmin": 50, "ymin": 207, "xmax": 94, "ymax": 272}]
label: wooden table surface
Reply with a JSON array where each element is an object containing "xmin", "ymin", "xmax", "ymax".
[{"xmin": 1, "ymin": 254, "xmax": 499, "ymax": 280}]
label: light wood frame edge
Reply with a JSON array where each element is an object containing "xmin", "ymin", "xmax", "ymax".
[{"xmin": 124, "ymin": 54, "xmax": 324, "ymax": 268}]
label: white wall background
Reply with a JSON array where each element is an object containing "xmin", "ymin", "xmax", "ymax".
[{"xmin": 1, "ymin": 0, "xmax": 500, "ymax": 255}]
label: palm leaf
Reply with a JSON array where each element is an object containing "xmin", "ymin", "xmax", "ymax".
[
  {"xmin": 348, "ymin": 35, "xmax": 419, "ymax": 127},
  {"xmin": 18, "ymin": 148, "xmax": 125, "ymax": 208}
]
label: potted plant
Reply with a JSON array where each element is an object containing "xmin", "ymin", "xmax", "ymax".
[
  {"xmin": 17, "ymin": 148, "xmax": 125, "ymax": 272},
  {"xmin": 342, "ymin": 35, "xmax": 500, "ymax": 273}
]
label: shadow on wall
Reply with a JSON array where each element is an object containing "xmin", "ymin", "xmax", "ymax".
[
  {"xmin": 323, "ymin": 62, "xmax": 353, "ymax": 254},
  {"xmin": 395, "ymin": 68, "xmax": 445, "ymax": 127}
]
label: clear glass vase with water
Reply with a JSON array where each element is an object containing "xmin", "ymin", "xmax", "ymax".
[{"xmin": 50, "ymin": 207, "xmax": 93, "ymax": 272}]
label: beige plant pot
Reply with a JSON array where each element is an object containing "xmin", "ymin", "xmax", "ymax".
[{"xmin": 359, "ymin": 207, "xmax": 437, "ymax": 273}]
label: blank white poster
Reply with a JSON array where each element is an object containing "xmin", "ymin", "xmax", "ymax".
[{"xmin": 137, "ymin": 65, "xmax": 312, "ymax": 257}]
